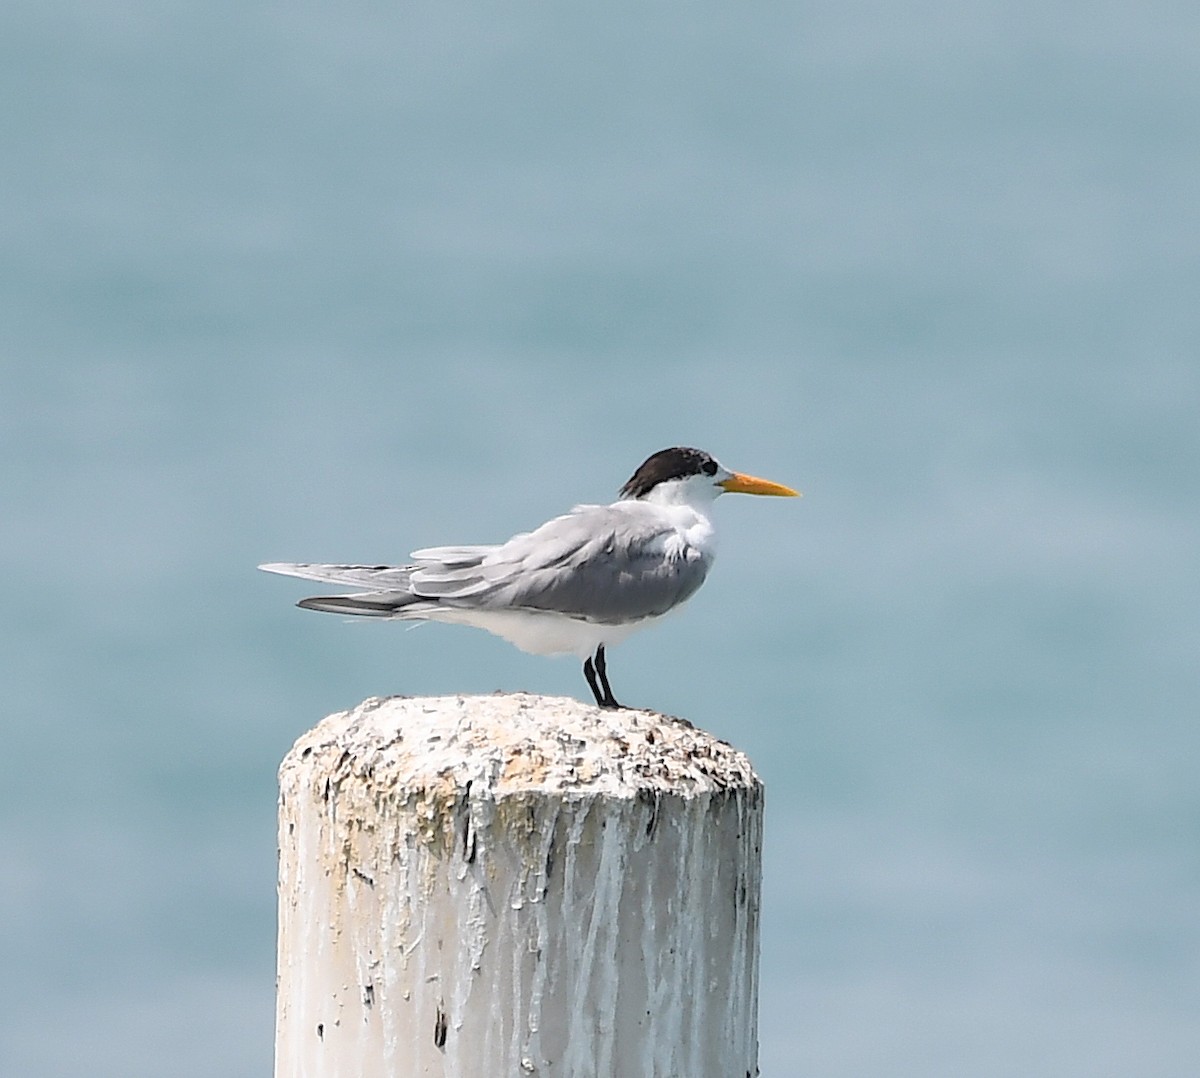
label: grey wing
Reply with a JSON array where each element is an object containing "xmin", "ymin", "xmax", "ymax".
[
  {"xmin": 413, "ymin": 505, "xmax": 712, "ymax": 623},
  {"xmin": 259, "ymin": 562, "xmax": 427, "ymax": 616},
  {"xmin": 259, "ymin": 550, "xmax": 505, "ymax": 615}
]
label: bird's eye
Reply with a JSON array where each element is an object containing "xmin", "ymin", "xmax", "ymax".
[{"xmin": 702, "ymin": 460, "xmax": 718, "ymax": 476}]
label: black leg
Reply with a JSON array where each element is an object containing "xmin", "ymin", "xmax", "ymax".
[
  {"xmin": 594, "ymin": 645, "xmax": 621, "ymax": 709},
  {"xmin": 583, "ymin": 655, "xmax": 606, "ymax": 707}
]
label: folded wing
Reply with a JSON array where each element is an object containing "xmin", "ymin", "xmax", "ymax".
[
  {"xmin": 259, "ymin": 503, "xmax": 710, "ymax": 624},
  {"xmin": 418, "ymin": 504, "xmax": 711, "ymax": 623}
]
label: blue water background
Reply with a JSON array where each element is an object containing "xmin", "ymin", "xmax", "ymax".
[{"xmin": 2, "ymin": 2, "xmax": 1198, "ymax": 1075}]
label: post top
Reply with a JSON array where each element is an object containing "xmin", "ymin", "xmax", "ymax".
[{"xmin": 281, "ymin": 692, "xmax": 760, "ymax": 799}]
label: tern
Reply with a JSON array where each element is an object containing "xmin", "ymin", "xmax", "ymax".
[{"xmin": 260, "ymin": 447, "xmax": 798, "ymax": 708}]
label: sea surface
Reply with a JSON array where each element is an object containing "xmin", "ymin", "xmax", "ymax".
[{"xmin": 2, "ymin": 2, "xmax": 1198, "ymax": 1075}]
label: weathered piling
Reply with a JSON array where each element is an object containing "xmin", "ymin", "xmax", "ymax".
[{"xmin": 275, "ymin": 693, "xmax": 763, "ymax": 1077}]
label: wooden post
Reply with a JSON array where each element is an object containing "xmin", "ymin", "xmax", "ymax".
[{"xmin": 275, "ymin": 693, "xmax": 763, "ymax": 1078}]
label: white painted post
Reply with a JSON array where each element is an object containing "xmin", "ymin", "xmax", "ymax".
[{"xmin": 275, "ymin": 693, "xmax": 763, "ymax": 1078}]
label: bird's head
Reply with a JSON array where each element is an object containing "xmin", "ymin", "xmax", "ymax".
[{"xmin": 619, "ymin": 447, "xmax": 800, "ymax": 506}]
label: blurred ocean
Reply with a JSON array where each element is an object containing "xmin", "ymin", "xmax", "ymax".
[{"xmin": 2, "ymin": 2, "xmax": 1198, "ymax": 1075}]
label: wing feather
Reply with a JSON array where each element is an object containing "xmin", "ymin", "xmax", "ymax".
[
  {"xmin": 429, "ymin": 504, "xmax": 711, "ymax": 623},
  {"xmin": 410, "ymin": 546, "xmax": 490, "ymax": 568},
  {"xmin": 258, "ymin": 562, "xmax": 416, "ymax": 590},
  {"xmin": 263, "ymin": 503, "xmax": 711, "ymax": 625}
]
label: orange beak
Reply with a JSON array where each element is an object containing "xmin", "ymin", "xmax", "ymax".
[{"xmin": 719, "ymin": 472, "xmax": 801, "ymax": 497}]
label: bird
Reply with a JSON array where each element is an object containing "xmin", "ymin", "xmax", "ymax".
[{"xmin": 260, "ymin": 446, "xmax": 799, "ymax": 709}]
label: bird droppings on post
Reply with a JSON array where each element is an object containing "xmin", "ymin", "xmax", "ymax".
[{"xmin": 275, "ymin": 692, "xmax": 763, "ymax": 1077}]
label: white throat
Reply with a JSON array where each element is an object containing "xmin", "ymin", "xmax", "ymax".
[{"xmin": 636, "ymin": 474, "xmax": 722, "ymax": 511}]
